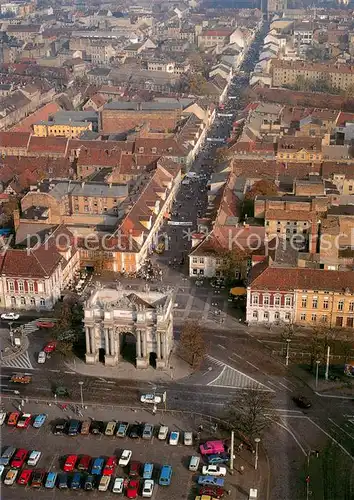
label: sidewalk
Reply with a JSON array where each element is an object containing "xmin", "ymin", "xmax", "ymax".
[
  {"xmin": 0, "ymin": 327, "xmax": 29, "ymax": 362},
  {"xmin": 65, "ymin": 351, "xmax": 194, "ymax": 383}
]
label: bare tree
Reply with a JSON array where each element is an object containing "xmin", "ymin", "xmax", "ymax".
[
  {"xmin": 218, "ymin": 248, "xmax": 250, "ymax": 284},
  {"xmin": 179, "ymin": 320, "xmax": 206, "ymax": 370},
  {"xmin": 309, "ymin": 322, "xmax": 336, "ymax": 370},
  {"xmin": 227, "ymin": 389, "xmax": 277, "ymax": 440}
]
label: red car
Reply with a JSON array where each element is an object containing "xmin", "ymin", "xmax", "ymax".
[
  {"xmin": 129, "ymin": 461, "xmax": 140, "ymax": 477},
  {"xmin": 77, "ymin": 455, "xmax": 91, "ymax": 471},
  {"xmin": 63, "ymin": 455, "xmax": 78, "ymax": 472},
  {"xmin": 200, "ymin": 485, "xmax": 225, "ymax": 498},
  {"xmin": 17, "ymin": 469, "xmax": 32, "ymax": 485},
  {"xmin": 36, "ymin": 321, "xmax": 55, "ymax": 329},
  {"xmin": 11, "ymin": 449, "xmax": 28, "ymax": 469},
  {"xmin": 17, "ymin": 413, "xmax": 32, "ymax": 429},
  {"xmin": 43, "ymin": 341, "xmax": 57, "ymax": 353},
  {"xmin": 103, "ymin": 456, "xmax": 116, "ymax": 476},
  {"xmin": 126, "ymin": 479, "xmax": 139, "ymax": 499}
]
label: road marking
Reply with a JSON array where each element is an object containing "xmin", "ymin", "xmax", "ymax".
[
  {"xmin": 315, "ymin": 392, "xmax": 354, "ymax": 400},
  {"xmin": 270, "ymin": 419, "xmax": 307, "ymax": 455},
  {"xmin": 306, "ymin": 417, "xmax": 354, "ymax": 459},
  {"xmin": 328, "ymin": 418, "xmax": 354, "ymax": 441},
  {"xmin": 49, "ymin": 369, "xmax": 60, "ymax": 373},
  {"xmin": 106, "ymin": 381, "xmax": 115, "ymax": 385},
  {"xmin": 231, "ymin": 352, "xmax": 242, "ymax": 359},
  {"xmin": 278, "ymin": 382, "xmax": 293, "ymax": 392},
  {"xmin": 215, "ymin": 334, "xmax": 227, "ymax": 339},
  {"xmin": 217, "ymin": 344, "xmax": 226, "ymax": 350},
  {"xmin": 245, "ymin": 360, "xmax": 260, "ymax": 371},
  {"xmin": 64, "ymin": 371, "xmax": 76, "ymax": 374},
  {"xmin": 274, "ymin": 409, "xmax": 302, "ymax": 413}
]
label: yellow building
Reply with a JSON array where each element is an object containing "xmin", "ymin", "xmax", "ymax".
[
  {"xmin": 33, "ymin": 120, "xmax": 92, "ymax": 139},
  {"xmin": 276, "ymin": 136, "xmax": 323, "ymax": 163}
]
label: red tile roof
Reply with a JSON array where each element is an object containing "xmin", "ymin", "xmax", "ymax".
[
  {"xmin": 27, "ymin": 136, "xmax": 68, "ymax": 154},
  {"xmin": 2, "ymin": 246, "xmax": 62, "ymax": 278},
  {"xmin": 0, "ymin": 132, "xmax": 31, "ymax": 149},
  {"xmin": 10, "ymin": 103, "xmax": 61, "ymax": 133},
  {"xmin": 335, "ymin": 111, "xmax": 354, "ymax": 127}
]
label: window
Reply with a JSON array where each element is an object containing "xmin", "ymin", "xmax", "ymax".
[
  {"xmin": 323, "ymin": 298, "xmax": 329, "ymax": 309},
  {"xmin": 11, "ymin": 296, "xmax": 16, "ymax": 306},
  {"xmin": 285, "ymin": 312, "xmax": 291, "ymax": 321},
  {"xmin": 252, "ymin": 294, "xmax": 259, "ymax": 306},
  {"xmin": 338, "ymin": 300, "xmax": 344, "ymax": 311},
  {"xmin": 336, "ymin": 316, "xmax": 343, "ymax": 327},
  {"xmin": 263, "ymin": 295, "xmax": 270, "ymax": 306},
  {"xmin": 311, "ymin": 314, "xmax": 317, "ymax": 322},
  {"xmin": 274, "ymin": 312, "xmax": 280, "ymax": 320},
  {"xmin": 20, "ymin": 297, "xmax": 25, "ymax": 305},
  {"xmin": 300, "ymin": 313, "xmax": 306, "ymax": 321},
  {"xmin": 312, "ymin": 297, "xmax": 318, "ymax": 309},
  {"xmin": 252, "ymin": 311, "xmax": 258, "ymax": 320},
  {"xmin": 199, "ymin": 269, "xmax": 204, "ymax": 275},
  {"xmin": 8, "ymin": 281, "xmax": 14, "ymax": 292},
  {"xmin": 274, "ymin": 295, "xmax": 281, "ymax": 306},
  {"xmin": 30, "ymin": 297, "xmax": 35, "ymax": 305},
  {"xmin": 199, "ymin": 257, "xmax": 204, "ymax": 264},
  {"xmin": 301, "ymin": 296, "xmax": 307, "ymax": 308},
  {"xmin": 349, "ymin": 302, "xmax": 354, "ymax": 312},
  {"xmin": 193, "ymin": 269, "xmax": 198, "ymax": 275},
  {"xmin": 347, "ymin": 317, "xmax": 353, "ymax": 327},
  {"xmin": 321, "ymin": 314, "xmax": 328, "ymax": 323},
  {"xmin": 18, "ymin": 281, "xmax": 24, "ymax": 293},
  {"xmin": 263, "ymin": 311, "xmax": 269, "ymax": 321},
  {"xmin": 192, "ymin": 257, "xmax": 197, "ymax": 263},
  {"xmin": 285, "ymin": 296, "xmax": 292, "ymax": 307},
  {"xmin": 39, "ymin": 298, "xmax": 45, "ymax": 306},
  {"xmin": 215, "ymin": 258, "xmax": 221, "ymax": 266}
]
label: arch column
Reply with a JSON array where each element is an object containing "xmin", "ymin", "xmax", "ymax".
[
  {"xmin": 136, "ymin": 329, "xmax": 149, "ymax": 369},
  {"xmin": 105, "ymin": 327, "xmax": 119, "ymax": 366},
  {"xmin": 85, "ymin": 326, "xmax": 98, "ymax": 364}
]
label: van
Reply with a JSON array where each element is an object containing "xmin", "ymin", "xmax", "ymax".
[
  {"xmin": 199, "ymin": 440, "xmax": 225, "ymax": 456},
  {"xmin": 158, "ymin": 425, "xmax": 169, "ymax": 440},
  {"xmin": 0, "ymin": 446, "xmax": 16, "ymax": 466},
  {"xmin": 98, "ymin": 475, "xmax": 110, "ymax": 492},
  {"xmin": 188, "ymin": 456, "xmax": 200, "ymax": 472},
  {"xmin": 158, "ymin": 465, "xmax": 172, "ymax": 486}
]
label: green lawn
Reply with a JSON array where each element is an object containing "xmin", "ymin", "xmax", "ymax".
[{"xmin": 303, "ymin": 441, "xmax": 354, "ymax": 500}]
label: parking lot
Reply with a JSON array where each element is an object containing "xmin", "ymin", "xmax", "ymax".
[{"xmin": 1, "ymin": 405, "xmax": 235, "ymax": 499}]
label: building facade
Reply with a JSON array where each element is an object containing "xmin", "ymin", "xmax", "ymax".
[{"xmin": 84, "ymin": 286, "xmax": 174, "ymax": 369}]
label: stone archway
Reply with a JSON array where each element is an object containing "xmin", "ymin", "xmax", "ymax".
[{"xmin": 120, "ymin": 331, "xmax": 137, "ymax": 365}]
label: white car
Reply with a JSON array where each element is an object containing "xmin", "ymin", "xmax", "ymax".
[
  {"xmin": 184, "ymin": 431, "xmax": 193, "ymax": 446},
  {"xmin": 158, "ymin": 425, "xmax": 169, "ymax": 440},
  {"xmin": 112, "ymin": 477, "xmax": 124, "ymax": 494},
  {"xmin": 4, "ymin": 468, "xmax": 18, "ymax": 485},
  {"xmin": 142, "ymin": 479, "xmax": 154, "ymax": 498},
  {"xmin": 140, "ymin": 394, "xmax": 161, "ymax": 404},
  {"xmin": 118, "ymin": 450, "xmax": 132, "ymax": 467},
  {"xmin": 1, "ymin": 312, "xmax": 19, "ymax": 320},
  {"xmin": 0, "ymin": 465, "xmax": 4, "ymax": 479},
  {"xmin": 202, "ymin": 465, "xmax": 227, "ymax": 477},
  {"xmin": 37, "ymin": 351, "xmax": 46, "ymax": 364},
  {"xmin": 27, "ymin": 451, "xmax": 41, "ymax": 466},
  {"xmin": 169, "ymin": 431, "xmax": 180, "ymax": 445},
  {"xmin": 0, "ymin": 412, "xmax": 6, "ymax": 425}
]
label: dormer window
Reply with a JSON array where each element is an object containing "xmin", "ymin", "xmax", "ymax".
[
  {"xmin": 139, "ymin": 147, "xmax": 144, "ymax": 153},
  {"xmin": 168, "ymin": 147, "xmax": 173, "ymax": 153},
  {"xmin": 151, "ymin": 147, "xmax": 157, "ymax": 154}
]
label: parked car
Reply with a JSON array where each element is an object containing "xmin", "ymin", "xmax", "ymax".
[
  {"xmin": 17, "ymin": 469, "xmax": 32, "ymax": 486},
  {"xmin": 112, "ymin": 477, "xmax": 124, "ymax": 494},
  {"xmin": 142, "ymin": 479, "xmax": 154, "ymax": 498},
  {"xmin": 98, "ymin": 475, "xmax": 111, "ymax": 492},
  {"xmin": 17, "ymin": 413, "xmax": 32, "ymax": 429},
  {"xmin": 129, "ymin": 424, "xmax": 141, "ymax": 438},
  {"xmin": 126, "ymin": 479, "xmax": 139, "ymax": 498},
  {"xmin": 293, "ymin": 395, "xmax": 312, "ymax": 409},
  {"xmin": 105, "ymin": 421, "xmax": 116, "ymax": 436},
  {"xmin": 143, "ymin": 463, "xmax": 154, "ymax": 480},
  {"xmin": 53, "ymin": 419, "xmax": 67, "ymax": 435},
  {"xmin": 169, "ymin": 431, "xmax": 180, "ymax": 445},
  {"xmin": 184, "ymin": 431, "xmax": 193, "ymax": 445},
  {"xmin": 37, "ymin": 321, "xmax": 56, "ymax": 329},
  {"xmin": 140, "ymin": 394, "xmax": 161, "ymax": 404},
  {"xmin": 63, "ymin": 454, "xmax": 78, "ymax": 472},
  {"xmin": 58, "ymin": 473, "xmax": 68, "ymax": 489},
  {"xmin": 37, "ymin": 351, "xmax": 46, "ymax": 364},
  {"xmin": 116, "ymin": 421, "xmax": 129, "ymax": 437},
  {"xmin": 80, "ymin": 420, "xmax": 90, "ymax": 435},
  {"xmin": 7, "ymin": 411, "xmax": 20, "ymax": 426},
  {"xmin": 0, "ymin": 446, "xmax": 16, "ymax": 466},
  {"xmin": 189, "ymin": 456, "xmax": 200, "ymax": 472},
  {"xmin": 202, "ymin": 465, "xmax": 227, "ymax": 477},
  {"xmin": 142, "ymin": 423, "xmax": 154, "ymax": 439},
  {"xmin": 90, "ymin": 420, "xmax": 104, "ymax": 435},
  {"xmin": 119, "ymin": 450, "xmax": 132, "ymax": 467},
  {"xmin": 31, "ymin": 469, "xmax": 45, "ymax": 488},
  {"xmin": 129, "ymin": 461, "xmax": 140, "ymax": 477},
  {"xmin": 68, "ymin": 419, "xmax": 81, "ymax": 436},
  {"xmin": 33, "ymin": 414, "xmax": 46, "ymax": 428},
  {"xmin": 44, "ymin": 472, "xmax": 57, "ymax": 489},
  {"xmin": 71, "ymin": 472, "xmax": 81, "ymax": 490},
  {"xmin": 197, "ymin": 476, "xmax": 225, "ymax": 487},
  {"xmin": 84, "ymin": 474, "xmax": 94, "ymax": 491},
  {"xmin": 207, "ymin": 454, "xmax": 230, "ymax": 465},
  {"xmin": 77, "ymin": 455, "xmax": 91, "ymax": 471},
  {"xmin": 199, "ymin": 485, "xmax": 225, "ymax": 498},
  {"xmin": 103, "ymin": 456, "xmax": 116, "ymax": 476},
  {"xmin": 91, "ymin": 457, "xmax": 105, "ymax": 475},
  {"xmin": 158, "ymin": 425, "xmax": 169, "ymax": 440},
  {"xmin": 4, "ymin": 468, "xmax": 18, "ymax": 485},
  {"xmin": 159, "ymin": 465, "xmax": 172, "ymax": 486},
  {"xmin": 0, "ymin": 411, "xmax": 7, "ymax": 425},
  {"xmin": 11, "ymin": 448, "xmax": 27, "ymax": 468},
  {"xmin": 1, "ymin": 312, "xmax": 20, "ymax": 320}
]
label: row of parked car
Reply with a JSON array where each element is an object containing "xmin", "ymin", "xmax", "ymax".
[
  {"xmin": 0, "ymin": 411, "xmax": 46, "ymax": 429},
  {"xmin": 0, "ymin": 445, "xmax": 172, "ymax": 498},
  {"xmin": 53, "ymin": 418, "xmax": 194, "ymax": 446}
]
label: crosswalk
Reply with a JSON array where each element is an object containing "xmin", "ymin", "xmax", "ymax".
[
  {"xmin": 1, "ymin": 351, "xmax": 34, "ymax": 370},
  {"xmin": 206, "ymin": 355, "xmax": 273, "ymax": 392},
  {"xmin": 21, "ymin": 320, "xmax": 39, "ymax": 334}
]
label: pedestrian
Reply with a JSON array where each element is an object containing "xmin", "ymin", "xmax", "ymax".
[
  {"xmin": 240, "ymin": 465, "xmax": 244, "ymax": 474},
  {"xmin": 238, "ymin": 443, "xmax": 243, "ymax": 452},
  {"xmin": 18, "ymin": 404, "xmax": 22, "ymax": 412},
  {"xmin": 198, "ymin": 424, "xmax": 203, "ymax": 432},
  {"xmin": 315, "ymin": 450, "xmax": 319, "ymax": 458}
]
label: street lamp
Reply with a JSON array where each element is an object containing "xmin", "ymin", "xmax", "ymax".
[
  {"xmin": 78, "ymin": 381, "xmax": 84, "ymax": 409},
  {"xmin": 285, "ymin": 338, "xmax": 291, "ymax": 367},
  {"xmin": 254, "ymin": 437, "xmax": 261, "ymax": 470},
  {"xmin": 315, "ymin": 360, "xmax": 321, "ymax": 389}
]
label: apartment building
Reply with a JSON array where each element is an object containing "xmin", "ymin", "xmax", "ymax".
[
  {"xmin": 276, "ymin": 136, "xmax": 323, "ymax": 163},
  {"xmin": 247, "ymin": 264, "xmax": 354, "ymax": 328},
  {"xmin": 271, "ymin": 60, "xmax": 354, "ymax": 91},
  {"xmin": 33, "ymin": 120, "xmax": 92, "ymax": 139}
]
